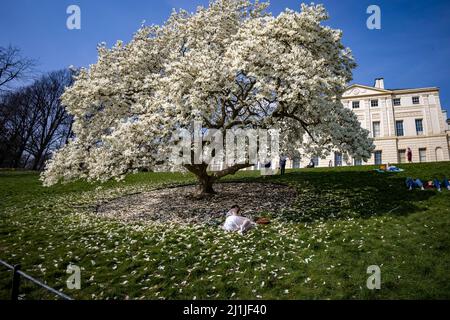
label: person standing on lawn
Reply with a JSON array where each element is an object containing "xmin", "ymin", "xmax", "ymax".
[
  {"xmin": 407, "ymin": 147, "xmax": 413, "ymax": 163},
  {"xmin": 279, "ymin": 156, "xmax": 287, "ymax": 176}
]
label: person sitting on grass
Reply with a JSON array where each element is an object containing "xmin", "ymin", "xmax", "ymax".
[
  {"xmin": 406, "ymin": 177, "xmax": 424, "ymax": 191},
  {"xmin": 223, "ymin": 205, "xmax": 256, "ymax": 235}
]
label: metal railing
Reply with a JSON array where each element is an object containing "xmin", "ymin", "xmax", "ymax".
[{"xmin": 0, "ymin": 259, "xmax": 73, "ymax": 300}]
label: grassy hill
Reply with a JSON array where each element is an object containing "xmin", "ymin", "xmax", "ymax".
[{"xmin": 1, "ymin": 162, "xmax": 450, "ymax": 299}]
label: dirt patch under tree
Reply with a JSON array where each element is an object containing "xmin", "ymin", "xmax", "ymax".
[{"xmin": 96, "ymin": 182, "xmax": 298, "ymax": 225}]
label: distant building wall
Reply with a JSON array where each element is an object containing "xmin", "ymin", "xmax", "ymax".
[{"xmin": 292, "ymin": 79, "xmax": 450, "ymax": 168}]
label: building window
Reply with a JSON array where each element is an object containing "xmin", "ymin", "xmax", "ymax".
[
  {"xmin": 398, "ymin": 150, "xmax": 406, "ymax": 163},
  {"xmin": 374, "ymin": 151, "xmax": 382, "ymax": 165},
  {"xmin": 396, "ymin": 121, "xmax": 404, "ymax": 136},
  {"xmin": 415, "ymin": 119, "xmax": 424, "ymax": 135},
  {"xmin": 335, "ymin": 152, "xmax": 342, "ymax": 167},
  {"xmin": 419, "ymin": 148, "xmax": 427, "ymax": 163},
  {"xmin": 352, "ymin": 101, "xmax": 360, "ymax": 109},
  {"xmin": 412, "ymin": 96, "xmax": 420, "ymax": 105},
  {"xmin": 371, "ymin": 99, "xmax": 379, "ymax": 107},
  {"xmin": 354, "ymin": 158, "xmax": 362, "ymax": 166},
  {"xmin": 372, "ymin": 121, "xmax": 381, "ymax": 138},
  {"xmin": 393, "ymin": 98, "xmax": 401, "ymax": 106}
]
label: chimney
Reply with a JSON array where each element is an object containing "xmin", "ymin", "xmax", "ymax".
[{"xmin": 374, "ymin": 78, "xmax": 385, "ymax": 89}]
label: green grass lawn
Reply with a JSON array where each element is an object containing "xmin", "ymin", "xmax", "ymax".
[{"xmin": 1, "ymin": 162, "xmax": 450, "ymax": 300}]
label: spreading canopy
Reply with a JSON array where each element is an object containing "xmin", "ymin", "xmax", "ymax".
[{"xmin": 42, "ymin": 0, "xmax": 374, "ymax": 190}]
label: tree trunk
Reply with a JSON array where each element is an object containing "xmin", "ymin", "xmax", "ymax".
[
  {"xmin": 184, "ymin": 163, "xmax": 253, "ymax": 198},
  {"xmin": 184, "ymin": 163, "xmax": 217, "ymax": 198},
  {"xmin": 197, "ymin": 173, "xmax": 216, "ymax": 196},
  {"xmin": 32, "ymin": 152, "xmax": 43, "ymax": 170}
]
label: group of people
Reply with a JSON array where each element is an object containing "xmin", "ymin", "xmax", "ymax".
[
  {"xmin": 280, "ymin": 148, "xmax": 417, "ymax": 172},
  {"xmin": 406, "ymin": 177, "xmax": 450, "ymax": 192}
]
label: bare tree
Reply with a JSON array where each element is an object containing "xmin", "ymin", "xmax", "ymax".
[
  {"xmin": 0, "ymin": 87, "xmax": 37, "ymax": 167},
  {"xmin": 27, "ymin": 70, "xmax": 74, "ymax": 170},
  {"xmin": 0, "ymin": 69, "xmax": 74, "ymax": 169},
  {"xmin": 0, "ymin": 45, "xmax": 36, "ymax": 92}
]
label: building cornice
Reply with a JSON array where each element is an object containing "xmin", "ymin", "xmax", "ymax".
[
  {"xmin": 374, "ymin": 133, "xmax": 448, "ymax": 141},
  {"xmin": 343, "ymin": 84, "xmax": 440, "ymax": 99},
  {"xmin": 391, "ymin": 87, "xmax": 440, "ymax": 95}
]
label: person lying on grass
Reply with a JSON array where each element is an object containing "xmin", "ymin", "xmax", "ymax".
[
  {"xmin": 406, "ymin": 178, "xmax": 425, "ymax": 191},
  {"xmin": 223, "ymin": 205, "xmax": 256, "ymax": 235},
  {"xmin": 433, "ymin": 177, "xmax": 450, "ymax": 191},
  {"xmin": 425, "ymin": 179, "xmax": 442, "ymax": 191},
  {"xmin": 443, "ymin": 177, "xmax": 450, "ymax": 190},
  {"xmin": 406, "ymin": 177, "xmax": 450, "ymax": 192}
]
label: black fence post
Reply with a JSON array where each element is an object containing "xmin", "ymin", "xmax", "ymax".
[
  {"xmin": 1, "ymin": 259, "xmax": 72, "ymax": 300},
  {"xmin": 11, "ymin": 264, "xmax": 21, "ymax": 300}
]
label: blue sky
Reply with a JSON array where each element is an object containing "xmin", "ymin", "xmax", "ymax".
[{"xmin": 1, "ymin": 0, "xmax": 449, "ymax": 114}]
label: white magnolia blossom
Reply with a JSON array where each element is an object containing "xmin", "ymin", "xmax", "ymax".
[{"xmin": 42, "ymin": 0, "xmax": 373, "ymax": 189}]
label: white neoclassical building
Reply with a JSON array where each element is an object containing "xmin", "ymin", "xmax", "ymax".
[{"xmin": 292, "ymin": 78, "xmax": 450, "ymax": 168}]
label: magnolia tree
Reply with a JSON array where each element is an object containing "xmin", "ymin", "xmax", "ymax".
[{"xmin": 42, "ymin": 0, "xmax": 374, "ymax": 196}]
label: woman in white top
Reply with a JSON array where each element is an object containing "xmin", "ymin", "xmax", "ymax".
[{"xmin": 223, "ymin": 205, "xmax": 256, "ymax": 235}]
